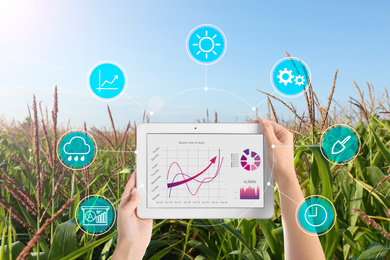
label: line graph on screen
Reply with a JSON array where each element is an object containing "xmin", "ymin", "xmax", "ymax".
[{"xmin": 166, "ymin": 149, "xmax": 224, "ymax": 197}]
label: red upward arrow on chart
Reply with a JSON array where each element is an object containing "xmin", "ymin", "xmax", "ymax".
[{"xmin": 167, "ymin": 156, "xmax": 217, "ymax": 188}]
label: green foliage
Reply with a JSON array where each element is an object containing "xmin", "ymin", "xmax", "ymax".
[
  {"xmin": 357, "ymin": 242, "xmax": 389, "ymax": 260},
  {"xmin": 1, "ymin": 117, "xmax": 390, "ymax": 259},
  {"xmin": 47, "ymin": 219, "xmax": 77, "ymax": 260}
]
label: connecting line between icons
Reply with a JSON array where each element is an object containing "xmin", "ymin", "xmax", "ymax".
[
  {"xmin": 121, "ymin": 86, "xmax": 271, "ymax": 118},
  {"xmin": 266, "ymin": 123, "xmax": 299, "ymax": 206},
  {"xmin": 151, "ymin": 88, "xmax": 204, "ymax": 114},
  {"xmin": 254, "ymin": 91, "xmax": 276, "ymax": 108},
  {"xmin": 97, "ymin": 150, "xmax": 135, "ymax": 153},
  {"xmin": 273, "ymin": 145, "xmax": 301, "ymax": 148},
  {"xmin": 208, "ymin": 88, "xmax": 253, "ymax": 109},
  {"xmin": 120, "ymin": 190, "xmax": 136, "ymax": 200},
  {"xmin": 123, "ymin": 93, "xmax": 150, "ymax": 112},
  {"xmin": 205, "ymin": 65, "xmax": 208, "ymax": 88},
  {"xmin": 267, "ymin": 183, "xmax": 299, "ymax": 205}
]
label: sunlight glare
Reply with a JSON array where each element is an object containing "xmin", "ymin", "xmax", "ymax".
[{"xmin": 0, "ymin": 0, "xmax": 34, "ymax": 35}]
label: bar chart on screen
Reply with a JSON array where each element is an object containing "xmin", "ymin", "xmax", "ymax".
[{"xmin": 240, "ymin": 186, "xmax": 260, "ymax": 200}]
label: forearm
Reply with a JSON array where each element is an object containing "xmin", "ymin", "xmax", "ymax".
[
  {"xmin": 276, "ymin": 170, "xmax": 325, "ymax": 260},
  {"xmin": 112, "ymin": 241, "xmax": 146, "ymax": 260}
]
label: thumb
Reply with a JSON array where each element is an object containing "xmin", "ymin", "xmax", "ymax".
[
  {"xmin": 123, "ymin": 187, "xmax": 140, "ymax": 213},
  {"xmin": 259, "ymin": 118, "xmax": 278, "ymax": 148}
]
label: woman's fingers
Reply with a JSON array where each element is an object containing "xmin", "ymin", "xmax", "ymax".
[
  {"xmin": 251, "ymin": 119, "xmax": 292, "ymax": 145},
  {"xmin": 254, "ymin": 119, "xmax": 278, "ymax": 147},
  {"xmin": 268, "ymin": 121, "xmax": 285, "ymax": 135},
  {"xmin": 268, "ymin": 121, "xmax": 293, "ymax": 143},
  {"xmin": 123, "ymin": 187, "xmax": 140, "ymax": 214}
]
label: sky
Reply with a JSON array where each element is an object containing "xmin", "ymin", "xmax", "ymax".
[{"xmin": 0, "ymin": 0, "xmax": 389, "ymax": 129}]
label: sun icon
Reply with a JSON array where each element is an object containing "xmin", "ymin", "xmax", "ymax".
[
  {"xmin": 187, "ymin": 24, "xmax": 227, "ymax": 65},
  {"xmin": 192, "ymin": 30, "xmax": 221, "ymax": 59}
]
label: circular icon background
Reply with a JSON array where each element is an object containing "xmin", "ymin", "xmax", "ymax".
[
  {"xmin": 57, "ymin": 130, "xmax": 97, "ymax": 170},
  {"xmin": 88, "ymin": 61, "xmax": 127, "ymax": 101},
  {"xmin": 186, "ymin": 24, "xmax": 226, "ymax": 65},
  {"xmin": 270, "ymin": 57, "xmax": 311, "ymax": 98},
  {"xmin": 75, "ymin": 195, "xmax": 116, "ymax": 235},
  {"xmin": 296, "ymin": 195, "xmax": 336, "ymax": 236},
  {"xmin": 321, "ymin": 125, "xmax": 360, "ymax": 164}
]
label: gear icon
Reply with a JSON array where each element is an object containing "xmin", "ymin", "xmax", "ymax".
[
  {"xmin": 294, "ymin": 75, "xmax": 305, "ymax": 86},
  {"xmin": 277, "ymin": 68, "xmax": 294, "ymax": 85}
]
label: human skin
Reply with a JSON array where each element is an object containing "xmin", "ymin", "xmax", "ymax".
[
  {"xmin": 252, "ymin": 118, "xmax": 325, "ymax": 260},
  {"xmin": 112, "ymin": 171, "xmax": 153, "ymax": 260},
  {"xmin": 113, "ymin": 118, "xmax": 325, "ymax": 259}
]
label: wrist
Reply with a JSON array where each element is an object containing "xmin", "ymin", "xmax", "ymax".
[
  {"xmin": 273, "ymin": 168, "xmax": 298, "ymax": 189},
  {"xmin": 129, "ymin": 247, "xmax": 146, "ymax": 260},
  {"xmin": 114, "ymin": 240, "xmax": 146, "ymax": 260}
]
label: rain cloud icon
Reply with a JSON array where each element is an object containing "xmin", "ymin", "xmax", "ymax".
[
  {"xmin": 64, "ymin": 136, "xmax": 91, "ymax": 155},
  {"xmin": 64, "ymin": 136, "xmax": 91, "ymax": 154}
]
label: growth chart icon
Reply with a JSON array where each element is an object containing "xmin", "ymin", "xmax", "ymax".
[
  {"xmin": 187, "ymin": 24, "xmax": 227, "ymax": 65},
  {"xmin": 88, "ymin": 61, "xmax": 127, "ymax": 101},
  {"xmin": 99, "ymin": 73, "xmax": 119, "ymax": 92}
]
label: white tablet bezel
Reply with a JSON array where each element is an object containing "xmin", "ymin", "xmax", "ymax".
[{"xmin": 136, "ymin": 123, "xmax": 274, "ymax": 219}]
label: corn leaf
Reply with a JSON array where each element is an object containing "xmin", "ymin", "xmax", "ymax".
[
  {"xmin": 357, "ymin": 242, "xmax": 390, "ymax": 260},
  {"xmin": 369, "ymin": 126, "xmax": 390, "ymax": 165},
  {"xmin": 60, "ymin": 231, "xmax": 117, "ymax": 260},
  {"xmin": 210, "ymin": 220, "xmax": 261, "ymax": 260},
  {"xmin": 257, "ymin": 219, "xmax": 282, "ymax": 260},
  {"xmin": 306, "ymin": 146, "xmax": 340, "ymax": 260},
  {"xmin": 2, "ymin": 242, "xmax": 34, "ymax": 260},
  {"xmin": 47, "ymin": 219, "xmax": 77, "ymax": 260},
  {"xmin": 149, "ymin": 240, "xmax": 181, "ymax": 260}
]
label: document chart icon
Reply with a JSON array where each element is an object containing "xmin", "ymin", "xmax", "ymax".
[
  {"xmin": 81, "ymin": 206, "xmax": 110, "ymax": 226},
  {"xmin": 75, "ymin": 195, "xmax": 116, "ymax": 235}
]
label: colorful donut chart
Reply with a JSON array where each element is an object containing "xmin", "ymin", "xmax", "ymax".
[{"xmin": 240, "ymin": 149, "xmax": 261, "ymax": 171}]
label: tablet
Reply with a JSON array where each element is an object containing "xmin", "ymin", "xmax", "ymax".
[{"xmin": 136, "ymin": 123, "xmax": 274, "ymax": 219}]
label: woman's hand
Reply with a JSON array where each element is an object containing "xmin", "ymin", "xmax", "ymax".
[
  {"xmin": 112, "ymin": 171, "xmax": 153, "ymax": 260},
  {"xmin": 252, "ymin": 118, "xmax": 325, "ymax": 259},
  {"xmin": 251, "ymin": 118, "xmax": 295, "ymax": 185}
]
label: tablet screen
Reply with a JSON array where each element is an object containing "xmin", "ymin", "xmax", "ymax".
[{"xmin": 146, "ymin": 133, "xmax": 264, "ymax": 209}]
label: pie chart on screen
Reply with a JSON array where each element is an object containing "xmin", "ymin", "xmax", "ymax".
[{"xmin": 241, "ymin": 149, "xmax": 261, "ymax": 171}]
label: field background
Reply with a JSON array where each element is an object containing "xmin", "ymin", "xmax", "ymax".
[
  {"xmin": 1, "ymin": 72, "xmax": 390, "ymax": 260},
  {"xmin": 1, "ymin": 1, "xmax": 390, "ymax": 259}
]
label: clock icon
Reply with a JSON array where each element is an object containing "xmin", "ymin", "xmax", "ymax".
[
  {"xmin": 296, "ymin": 195, "xmax": 336, "ymax": 236},
  {"xmin": 304, "ymin": 204, "xmax": 327, "ymax": 227}
]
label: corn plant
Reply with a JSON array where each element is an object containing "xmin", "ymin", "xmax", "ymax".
[{"xmin": 1, "ymin": 55, "xmax": 390, "ymax": 259}]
